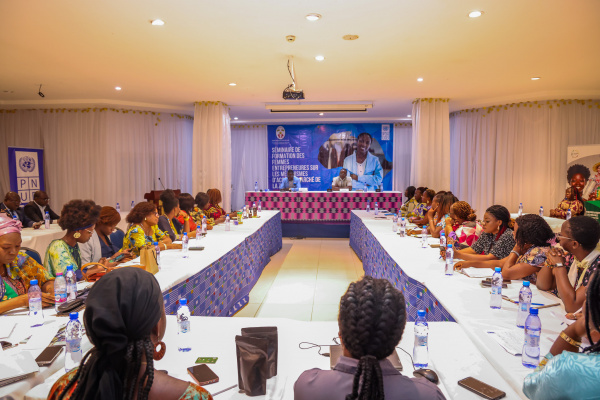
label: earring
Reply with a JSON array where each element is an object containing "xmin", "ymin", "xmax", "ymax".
[
  {"xmin": 153, "ymin": 341, "xmax": 166, "ymax": 360},
  {"xmin": 73, "ymin": 232, "xmax": 81, "ymax": 239},
  {"xmin": 145, "ymin": 218, "xmax": 147, "ymax": 221}
]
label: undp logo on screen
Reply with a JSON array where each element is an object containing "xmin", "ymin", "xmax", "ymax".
[
  {"xmin": 275, "ymin": 126, "xmax": 285, "ymax": 140},
  {"xmin": 18, "ymin": 156, "xmax": 36, "ymax": 173}
]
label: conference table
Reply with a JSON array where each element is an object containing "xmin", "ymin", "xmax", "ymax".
[
  {"xmin": 20, "ymin": 224, "xmax": 63, "ymax": 258},
  {"xmin": 350, "ymin": 210, "xmax": 570, "ymax": 398}
]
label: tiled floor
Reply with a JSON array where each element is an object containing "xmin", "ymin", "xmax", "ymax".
[{"xmin": 233, "ymin": 238, "xmax": 364, "ymax": 321}]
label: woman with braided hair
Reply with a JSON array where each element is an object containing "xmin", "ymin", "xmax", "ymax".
[
  {"xmin": 523, "ymin": 270, "xmax": 600, "ymax": 399},
  {"xmin": 48, "ymin": 268, "xmax": 212, "ymax": 400},
  {"xmin": 294, "ymin": 276, "xmax": 445, "ymax": 400},
  {"xmin": 445, "ymin": 201, "xmax": 482, "ymax": 247}
]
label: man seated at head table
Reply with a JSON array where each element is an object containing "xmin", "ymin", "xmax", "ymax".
[
  {"xmin": 332, "ymin": 168, "xmax": 353, "ymax": 191},
  {"xmin": 23, "ymin": 190, "xmax": 60, "ymax": 223},
  {"xmin": 0, "ymin": 191, "xmax": 42, "ymax": 229},
  {"xmin": 280, "ymin": 169, "xmax": 301, "ymax": 192}
]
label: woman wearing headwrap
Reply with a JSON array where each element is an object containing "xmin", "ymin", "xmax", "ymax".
[
  {"xmin": 44, "ymin": 200, "xmax": 102, "ymax": 280},
  {"xmin": 48, "ymin": 268, "xmax": 213, "ymax": 400},
  {"xmin": 0, "ymin": 215, "xmax": 55, "ymax": 314}
]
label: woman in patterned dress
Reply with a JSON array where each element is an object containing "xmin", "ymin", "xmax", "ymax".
[
  {"xmin": 121, "ymin": 202, "xmax": 180, "ymax": 257},
  {"xmin": 550, "ymin": 187, "xmax": 584, "ymax": 219}
]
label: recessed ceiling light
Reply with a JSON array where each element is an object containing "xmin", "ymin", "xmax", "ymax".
[
  {"xmin": 531, "ymin": 77, "xmax": 541, "ymax": 81},
  {"xmin": 468, "ymin": 11, "xmax": 482, "ymax": 18},
  {"xmin": 115, "ymin": 86, "xmax": 122, "ymax": 91},
  {"xmin": 319, "ymin": 113, "xmax": 324, "ymax": 116},
  {"xmin": 407, "ymin": 114, "xmax": 411, "ymax": 117},
  {"xmin": 151, "ymin": 19, "xmax": 165, "ymax": 26},
  {"xmin": 315, "ymin": 55, "xmax": 325, "ymax": 61},
  {"xmin": 305, "ymin": 13, "xmax": 321, "ymax": 21},
  {"xmin": 234, "ymin": 117, "xmax": 238, "ymax": 120},
  {"xmin": 417, "ymin": 77, "xmax": 424, "ymax": 82},
  {"xmin": 229, "ymin": 83, "xmax": 237, "ymax": 86},
  {"xmin": 343, "ymin": 34, "xmax": 359, "ymax": 41}
]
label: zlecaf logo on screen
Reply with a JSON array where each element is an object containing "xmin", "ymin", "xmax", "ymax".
[{"xmin": 276, "ymin": 126, "xmax": 285, "ymax": 140}]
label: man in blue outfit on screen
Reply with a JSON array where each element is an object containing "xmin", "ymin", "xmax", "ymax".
[
  {"xmin": 342, "ymin": 132, "xmax": 383, "ymax": 190},
  {"xmin": 280, "ymin": 169, "xmax": 302, "ymax": 191}
]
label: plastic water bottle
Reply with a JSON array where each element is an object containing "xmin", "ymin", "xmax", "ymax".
[
  {"xmin": 44, "ymin": 211, "xmax": 50, "ymax": 229},
  {"xmin": 374, "ymin": 202, "xmax": 379, "ymax": 215},
  {"xmin": 566, "ymin": 209, "xmax": 572, "ymax": 220},
  {"xmin": 539, "ymin": 206, "xmax": 544, "ymax": 217},
  {"xmin": 399, "ymin": 217, "xmax": 406, "ymax": 237},
  {"xmin": 65, "ymin": 265, "xmax": 77, "ymax": 301},
  {"xmin": 177, "ymin": 298, "xmax": 192, "ymax": 352},
  {"xmin": 490, "ymin": 267, "xmax": 503, "ymax": 309},
  {"xmin": 518, "ymin": 203, "xmax": 523, "ymax": 217},
  {"xmin": 196, "ymin": 224, "xmax": 202, "ymax": 243},
  {"xmin": 366, "ymin": 202, "xmax": 371, "ymax": 213},
  {"xmin": 517, "ymin": 281, "xmax": 533, "ymax": 328},
  {"xmin": 28, "ymin": 280, "xmax": 44, "ymax": 327},
  {"xmin": 131, "ymin": 200, "xmax": 135, "ymax": 209},
  {"xmin": 413, "ymin": 310, "xmax": 429, "ymax": 368},
  {"xmin": 439, "ymin": 232, "xmax": 446, "ymax": 257},
  {"xmin": 115, "ymin": 202, "xmax": 120, "ymax": 213},
  {"xmin": 182, "ymin": 232, "xmax": 189, "ymax": 258},
  {"xmin": 421, "ymin": 226, "xmax": 428, "ymax": 248},
  {"xmin": 522, "ymin": 308, "xmax": 541, "ymax": 368},
  {"xmin": 65, "ymin": 312, "xmax": 83, "ymax": 372},
  {"xmin": 254, "ymin": 181, "xmax": 258, "ymax": 192},
  {"xmin": 201, "ymin": 217, "xmax": 207, "ymax": 234},
  {"xmin": 153, "ymin": 242, "xmax": 161, "ymax": 266},
  {"xmin": 54, "ymin": 272, "xmax": 67, "ymax": 313},
  {"xmin": 258, "ymin": 200, "xmax": 262, "ymax": 213},
  {"xmin": 445, "ymin": 244, "xmax": 454, "ymax": 275},
  {"xmin": 225, "ymin": 214, "xmax": 231, "ymax": 231},
  {"xmin": 392, "ymin": 214, "xmax": 398, "ymax": 232}
]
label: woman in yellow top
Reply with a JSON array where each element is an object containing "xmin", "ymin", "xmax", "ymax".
[
  {"xmin": 122, "ymin": 202, "xmax": 180, "ymax": 257},
  {"xmin": 190, "ymin": 192, "xmax": 216, "ymax": 228},
  {"xmin": 400, "ymin": 186, "xmax": 418, "ymax": 217}
]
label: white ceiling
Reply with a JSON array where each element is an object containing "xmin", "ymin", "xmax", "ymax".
[{"xmin": 1, "ymin": 0, "xmax": 599, "ymax": 123}]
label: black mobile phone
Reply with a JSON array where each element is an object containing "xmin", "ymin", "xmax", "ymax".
[
  {"xmin": 35, "ymin": 345, "xmax": 63, "ymax": 366},
  {"xmin": 109, "ymin": 253, "xmax": 126, "ymax": 262},
  {"xmin": 458, "ymin": 377, "xmax": 506, "ymax": 400},
  {"xmin": 187, "ymin": 364, "xmax": 219, "ymax": 385}
]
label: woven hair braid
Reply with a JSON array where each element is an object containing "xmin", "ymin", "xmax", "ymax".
[
  {"xmin": 452, "ymin": 201, "xmax": 477, "ymax": 221},
  {"xmin": 339, "ymin": 276, "xmax": 407, "ymax": 400},
  {"xmin": 583, "ymin": 271, "xmax": 600, "ymax": 354}
]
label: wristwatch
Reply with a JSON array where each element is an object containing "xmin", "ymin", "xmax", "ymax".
[{"xmin": 553, "ymin": 263, "xmax": 564, "ymax": 268}]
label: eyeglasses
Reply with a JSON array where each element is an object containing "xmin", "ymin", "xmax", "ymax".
[
  {"xmin": 85, "ymin": 229, "xmax": 93, "ymax": 234},
  {"xmin": 555, "ymin": 234, "xmax": 574, "ymax": 241}
]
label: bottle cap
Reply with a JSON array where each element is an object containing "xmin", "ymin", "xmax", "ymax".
[
  {"xmin": 440, "ymin": 232, "xmax": 445, "ymax": 236},
  {"xmin": 179, "ymin": 298, "xmax": 187, "ymax": 306},
  {"xmin": 153, "ymin": 242, "xmax": 158, "ymax": 245},
  {"xmin": 66, "ymin": 265, "xmax": 73, "ymax": 271},
  {"xmin": 56, "ymin": 272, "xmax": 63, "ymax": 277},
  {"xmin": 417, "ymin": 310, "xmax": 426, "ymax": 317},
  {"xmin": 69, "ymin": 312, "xmax": 79, "ymax": 320},
  {"xmin": 529, "ymin": 308, "xmax": 538, "ymax": 315},
  {"xmin": 183, "ymin": 232, "xmax": 188, "ymax": 236},
  {"xmin": 523, "ymin": 281, "xmax": 530, "ymax": 287},
  {"xmin": 448, "ymin": 244, "xmax": 453, "ymax": 248},
  {"xmin": 494, "ymin": 267, "xmax": 502, "ymax": 272},
  {"xmin": 30, "ymin": 279, "xmax": 38, "ymax": 286},
  {"xmin": 423, "ymin": 226, "xmax": 427, "ymax": 228},
  {"xmin": 227, "ymin": 214, "xmax": 229, "ymax": 217}
]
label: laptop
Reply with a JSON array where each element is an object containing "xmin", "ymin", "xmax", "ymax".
[{"xmin": 329, "ymin": 345, "xmax": 402, "ymax": 371}]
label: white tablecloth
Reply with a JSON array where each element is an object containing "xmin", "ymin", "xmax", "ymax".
[
  {"xmin": 510, "ymin": 213, "xmax": 564, "ymax": 233},
  {"xmin": 19, "ymin": 225, "xmax": 64, "ymax": 258},
  {"xmin": 16, "ymin": 315, "xmax": 520, "ymax": 400},
  {"xmin": 352, "ymin": 210, "xmax": 567, "ymax": 399}
]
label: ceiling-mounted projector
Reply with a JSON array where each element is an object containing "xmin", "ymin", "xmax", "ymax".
[{"xmin": 283, "ymin": 57, "xmax": 304, "ymax": 100}]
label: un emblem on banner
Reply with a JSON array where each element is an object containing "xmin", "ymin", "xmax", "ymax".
[
  {"xmin": 275, "ymin": 126, "xmax": 285, "ymax": 139},
  {"xmin": 18, "ymin": 156, "xmax": 35, "ymax": 172}
]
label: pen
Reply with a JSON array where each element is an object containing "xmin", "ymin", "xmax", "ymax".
[{"xmin": 213, "ymin": 384, "xmax": 237, "ymax": 396}]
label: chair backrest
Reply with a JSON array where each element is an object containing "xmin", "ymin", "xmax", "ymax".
[
  {"xmin": 21, "ymin": 246, "xmax": 42, "ymax": 265},
  {"xmin": 110, "ymin": 229, "xmax": 125, "ymax": 250}
]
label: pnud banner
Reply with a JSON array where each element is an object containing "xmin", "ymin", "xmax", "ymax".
[{"xmin": 8, "ymin": 147, "xmax": 45, "ymax": 205}]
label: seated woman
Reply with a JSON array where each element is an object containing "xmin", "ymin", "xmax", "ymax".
[
  {"xmin": 176, "ymin": 193, "xmax": 197, "ymax": 232},
  {"xmin": 456, "ymin": 214, "xmax": 555, "ymax": 282},
  {"xmin": 453, "ymin": 205, "xmax": 516, "ymax": 267},
  {"xmin": 536, "ymin": 216, "xmax": 600, "ymax": 312},
  {"xmin": 523, "ymin": 270, "xmax": 600, "ymax": 400},
  {"xmin": 400, "ymin": 186, "xmax": 417, "ymax": 217},
  {"xmin": 446, "ymin": 201, "xmax": 482, "ymax": 247},
  {"xmin": 122, "ymin": 202, "xmax": 179, "ymax": 257},
  {"xmin": 426, "ymin": 192, "xmax": 455, "ymax": 238},
  {"xmin": 190, "ymin": 192, "xmax": 215, "ymax": 229},
  {"xmin": 206, "ymin": 189, "xmax": 226, "ymax": 220},
  {"xmin": 0, "ymin": 216, "xmax": 55, "ymax": 314},
  {"xmin": 410, "ymin": 188, "xmax": 435, "ymax": 226},
  {"xmin": 48, "ymin": 268, "xmax": 213, "ymax": 400},
  {"xmin": 406, "ymin": 186, "xmax": 427, "ymax": 219},
  {"xmin": 158, "ymin": 192, "xmax": 183, "ymax": 242},
  {"xmin": 550, "ymin": 187, "xmax": 584, "ymax": 219},
  {"xmin": 80, "ymin": 206, "xmax": 131, "ymax": 265},
  {"xmin": 44, "ymin": 200, "xmax": 101, "ymax": 280},
  {"xmin": 294, "ymin": 276, "xmax": 445, "ymax": 400}
]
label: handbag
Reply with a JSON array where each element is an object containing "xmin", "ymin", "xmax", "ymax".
[
  {"xmin": 139, "ymin": 245, "xmax": 159, "ymax": 275},
  {"xmin": 81, "ymin": 262, "xmax": 107, "ymax": 282}
]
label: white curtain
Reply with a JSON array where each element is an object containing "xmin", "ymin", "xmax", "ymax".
[
  {"xmin": 411, "ymin": 99, "xmax": 451, "ymax": 190},
  {"xmin": 450, "ymin": 99, "xmax": 600, "ymax": 214},
  {"xmin": 0, "ymin": 108, "xmax": 193, "ymax": 212},
  {"xmin": 231, "ymin": 125, "xmax": 268, "ymax": 210},
  {"xmin": 392, "ymin": 123, "xmax": 412, "ymax": 192},
  {"xmin": 192, "ymin": 102, "xmax": 232, "ymax": 212}
]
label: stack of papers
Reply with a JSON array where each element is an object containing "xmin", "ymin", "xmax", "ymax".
[
  {"xmin": 461, "ymin": 268, "xmax": 494, "ymax": 278},
  {"xmin": 486, "ymin": 329, "xmax": 524, "ymax": 356},
  {"xmin": 0, "ymin": 352, "xmax": 39, "ymax": 387}
]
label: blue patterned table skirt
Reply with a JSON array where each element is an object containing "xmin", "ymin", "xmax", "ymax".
[
  {"xmin": 350, "ymin": 213, "xmax": 455, "ymax": 322},
  {"xmin": 163, "ymin": 213, "xmax": 283, "ymax": 316}
]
